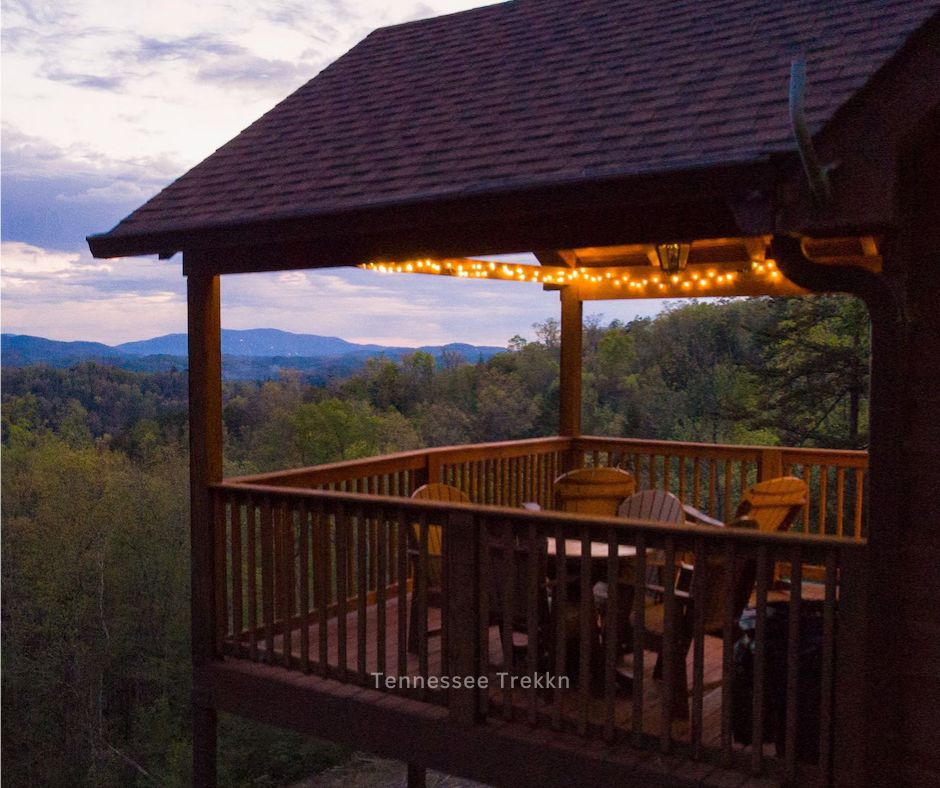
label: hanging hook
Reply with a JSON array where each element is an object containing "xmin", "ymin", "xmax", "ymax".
[{"xmin": 789, "ymin": 58, "xmax": 832, "ymax": 208}]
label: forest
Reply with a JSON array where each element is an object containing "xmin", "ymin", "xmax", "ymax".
[{"xmin": 1, "ymin": 295, "xmax": 870, "ymax": 786}]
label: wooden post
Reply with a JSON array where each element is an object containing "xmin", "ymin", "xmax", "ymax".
[
  {"xmin": 559, "ymin": 285, "xmax": 582, "ymax": 439},
  {"xmin": 187, "ymin": 262, "xmax": 223, "ymax": 788},
  {"xmin": 445, "ymin": 510, "xmax": 480, "ymax": 725},
  {"xmin": 758, "ymin": 448, "xmax": 783, "ymax": 481}
]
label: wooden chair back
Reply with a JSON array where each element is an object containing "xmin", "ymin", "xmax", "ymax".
[
  {"xmin": 553, "ymin": 467, "xmax": 636, "ymax": 516},
  {"xmin": 410, "ymin": 483, "xmax": 469, "ymax": 586},
  {"xmin": 617, "ymin": 489, "xmax": 684, "ymax": 523},
  {"xmin": 735, "ymin": 476, "xmax": 808, "ymax": 534}
]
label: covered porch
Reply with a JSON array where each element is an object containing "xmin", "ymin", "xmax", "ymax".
[{"xmin": 85, "ymin": 1, "xmax": 940, "ymax": 783}]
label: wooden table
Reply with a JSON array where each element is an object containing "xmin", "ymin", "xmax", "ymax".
[{"xmin": 544, "ymin": 538, "xmax": 637, "ymax": 559}]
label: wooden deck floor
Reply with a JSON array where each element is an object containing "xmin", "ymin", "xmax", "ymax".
[{"xmin": 248, "ymin": 593, "xmax": 763, "ymax": 758}]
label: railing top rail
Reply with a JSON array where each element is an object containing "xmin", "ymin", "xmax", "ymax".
[
  {"xmin": 228, "ymin": 434, "xmax": 868, "ymax": 486},
  {"xmin": 213, "ymin": 481, "xmax": 867, "ymax": 554},
  {"xmin": 227, "ymin": 435, "xmax": 573, "ymax": 485},
  {"xmin": 575, "ymin": 434, "xmax": 869, "ymax": 463}
]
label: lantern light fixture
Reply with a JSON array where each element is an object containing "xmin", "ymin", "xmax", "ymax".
[{"xmin": 655, "ymin": 243, "xmax": 691, "ymax": 274}]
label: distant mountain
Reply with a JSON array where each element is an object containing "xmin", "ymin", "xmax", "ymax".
[
  {"xmin": 1, "ymin": 330, "xmax": 504, "ymax": 380},
  {"xmin": 1, "ymin": 335, "xmax": 123, "ymax": 366},
  {"xmin": 116, "ymin": 328, "xmax": 388, "ymax": 358}
]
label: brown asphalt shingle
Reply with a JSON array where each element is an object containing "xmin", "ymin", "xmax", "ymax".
[{"xmin": 91, "ymin": 0, "xmax": 939, "ymax": 246}]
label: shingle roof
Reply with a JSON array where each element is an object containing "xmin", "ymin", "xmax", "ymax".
[{"xmin": 89, "ymin": 0, "xmax": 939, "ymax": 255}]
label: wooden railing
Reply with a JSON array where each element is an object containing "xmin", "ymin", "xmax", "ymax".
[
  {"xmin": 228, "ymin": 437, "xmax": 572, "ymax": 508},
  {"xmin": 210, "ymin": 482, "xmax": 868, "ymax": 784},
  {"xmin": 230, "ymin": 435, "xmax": 869, "ymax": 538},
  {"xmin": 573, "ymin": 437, "xmax": 868, "ymax": 538}
]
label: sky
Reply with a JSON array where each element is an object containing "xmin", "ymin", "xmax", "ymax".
[{"xmin": 1, "ymin": 0, "xmax": 666, "ymax": 347}]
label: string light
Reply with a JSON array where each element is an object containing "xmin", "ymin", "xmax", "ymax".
[{"xmin": 357, "ymin": 256, "xmax": 794, "ymax": 294}]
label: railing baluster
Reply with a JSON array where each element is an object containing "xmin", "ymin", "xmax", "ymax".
[
  {"xmin": 553, "ymin": 525, "xmax": 567, "ymax": 731},
  {"xmin": 723, "ymin": 461, "xmax": 733, "ymax": 523},
  {"xmin": 280, "ymin": 500, "xmax": 293, "ymax": 669},
  {"xmin": 357, "ymin": 507, "xmax": 368, "ymax": 681},
  {"xmin": 720, "ymin": 541, "xmax": 735, "ymax": 766},
  {"xmin": 537, "ymin": 453, "xmax": 544, "ymax": 500},
  {"xmin": 678, "ymin": 456, "xmax": 687, "ymax": 502},
  {"xmin": 214, "ymin": 491, "xmax": 227, "ymax": 653},
  {"xmin": 247, "ymin": 495, "xmax": 258, "ymax": 661},
  {"xmin": 751, "ymin": 544, "xmax": 769, "ymax": 774},
  {"xmin": 693, "ymin": 459, "xmax": 702, "ymax": 509},
  {"xmin": 578, "ymin": 526, "xmax": 592, "ymax": 737},
  {"xmin": 836, "ymin": 468, "xmax": 845, "ymax": 538},
  {"xmin": 663, "ymin": 453, "xmax": 672, "ymax": 494},
  {"xmin": 632, "ymin": 531, "xmax": 646, "ymax": 746},
  {"xmin": 604, "ymin": 526, "xmax": 618, "ymax": 742},
  {"xmin": 784, "ymin": 547, "xmax": 802, "ymax": 782},
  {"xmin": 315, "ymin": 504, "xmax": 328, "ymax": 675},
  {"xmin": 376, "ymin": 507, "xmax": 387, "ymax": 678},
  {"xmin": 418, "ymin": 513, "xmax": 430, "ymax": 697},
  {"xmin": 818, "ymin": 466, "xmax": 828, "ymax": 535},
  {"xmin": 368, "ymin": 478, "xmax": 378, "ymax": 593},
  {"xmin": 336, "ymin": 506, "xmax": 348, "ymax": 681},
  {"xmin": 479, "ymin": 518, "xmax": 492, "ymax": 718},
  {"xmin": 527, "ymin": 522, "xmax": 540, "ymax": 726},
  {"xmin": 661, "ymin": 536, "xmax": 677, "ymax": 752},
  {"xmin": 854, "ymin": 468, "xmax": 864, "ymax": 538},
  {"xmin": 501, "ymin": 523, "xmax": 515, "ymax": 720},
  {"xmin": 231, "ymin": 495, "xmax": 243, "ymax": 655},
  {"xmin": 397, "ymin": 509, "xmax": 408, "ymax": 681},
  {"xmin": 691, "ymin": 536, "xmax": 706, "ymax": 760},
  {"xmin": 441, "ymin": 507, "xmax": 450, "ymax": 695},
  {"xmin": 708, "ymin": 459, "xmax": 717, "ymax": 515},
  {"xmin": 299, "ymin": 500, "xmax": 310, "ymax": 672},
  {"xmin": 802, "ymin": 464, "xmax": 811, "ymax": 532},
  {"xmin": 260, "ymin": 496, "xmax": 275, "ymax": 663}
]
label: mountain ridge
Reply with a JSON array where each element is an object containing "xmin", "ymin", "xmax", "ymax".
[{"xmin": 1, "ymin": 329, "xmax": 504, "ymax": 380}]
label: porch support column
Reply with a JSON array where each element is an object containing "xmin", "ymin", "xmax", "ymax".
[
  {"xmin": 559, "ymin": 285, "xmax": 582, "ymax": 437},
  {"xmin": 186, "ymin": 259, "xmax": 223, "ymax": 788}
]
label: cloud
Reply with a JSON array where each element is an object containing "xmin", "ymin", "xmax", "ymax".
[
  {"xmin": 0, "ymin": 241, "xmax": 188, "ymax": 342},
  {"xmin": 1, "ymin": 0, "xmax": 667, "ymax": 346},
  {"xmin": 42, "ymin": 70, "xmax": 125, "ymax": 91},
  {"xmin": 1, "ymin": 125, "xmax": 181, "ymax": 249}
]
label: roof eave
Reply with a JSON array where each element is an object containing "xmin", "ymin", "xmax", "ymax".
[{"xmin": 87, "ymin": 157, "xmax": 783, "ymax": 268}]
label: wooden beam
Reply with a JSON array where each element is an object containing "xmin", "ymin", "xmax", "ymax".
[
  {"xmin": 535, "ymin": 250, "xmax": 578, "ymax": 267},
  {"xmin": 578, "ymin": 277, "xmax": 807, "ymax": 300},
  {"xmin": 559, "ymin": 286, "xmax": 582, "ymax": 437},
  {"xmin": 187, "ymin": 259, "xmax": 224, "ymax": 787}
]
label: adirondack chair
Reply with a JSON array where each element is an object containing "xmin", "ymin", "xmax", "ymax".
[
  {"xmin": 618, "ymin": 489, "xmax": 686, "ymax": 586},
  {"xmin": 684, "ymin": 476, "xmax": 807, "ymax": 534},
  {"xmin": 594, "ymin": 491, "xmax": 686, "ymax": 653},
  {"xmin": 641, "ymin": 516, "xmax": 760, "ymax": 719},
  {"xmin": 553, "ymin": 466, "xmax": 637, "ymax": 515},
  {"xmin": 407, "ymin": 483, "xmax": 469, "ymax": 654},
  {"xmin": 684, "ymin": 475, "xmax": 808, "ymax": 585}
]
